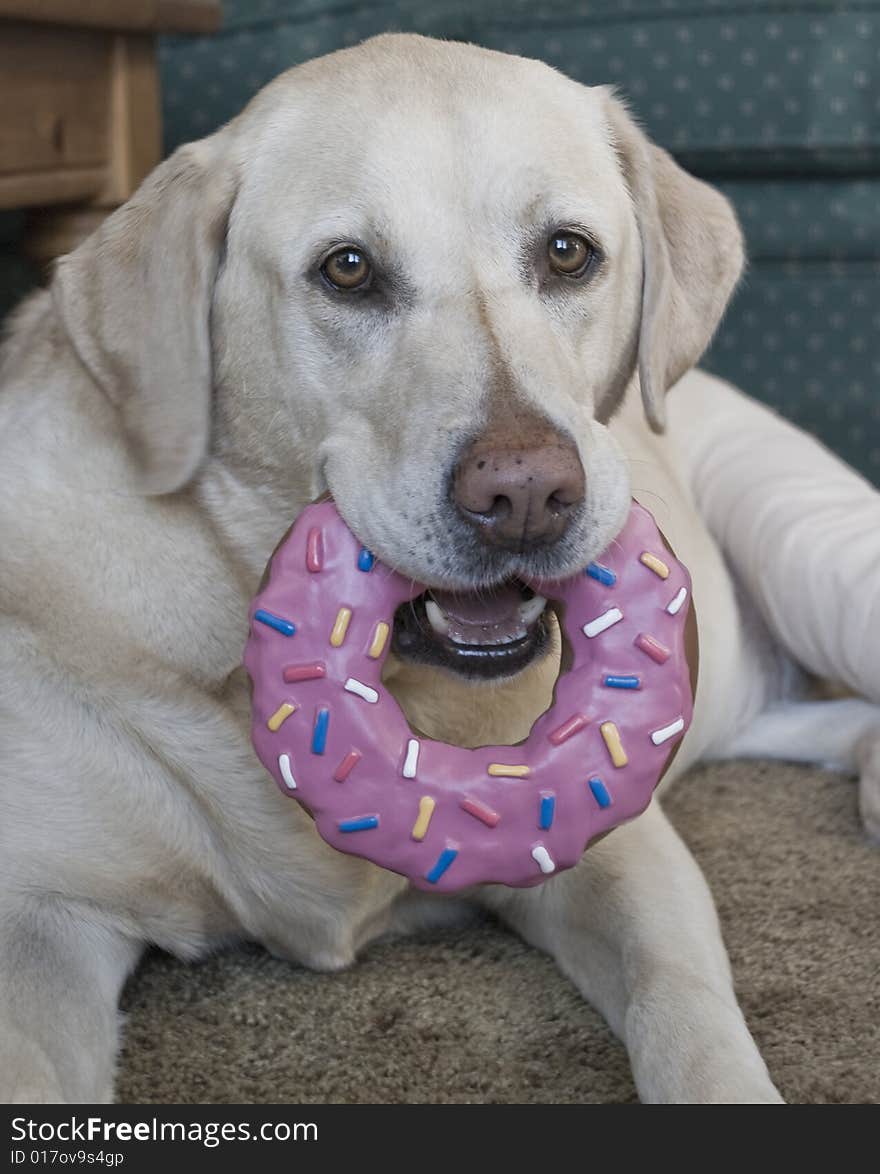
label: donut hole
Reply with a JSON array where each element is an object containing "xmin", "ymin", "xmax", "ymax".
[{"xmin": 381, "ymin": 603, "xmax": 571, "ymax": 749}]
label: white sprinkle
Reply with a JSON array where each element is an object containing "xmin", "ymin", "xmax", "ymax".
[
  {"xmin": 531, "ymin": 845, "xmax": 556, "ymax": 875},
  {"xmin": 278, "ymin": 753, "xmax": 297, "ymax": 790},
  {"xmin": 402, "ymin": 738, "xmax": 420, "ymax": 778},
  {"xmin": 583, "ymin": 607, "xmax": 624, "ymax": 638},
  {"xmin": 666, "ymin": 586, "xmax": 688, "ymax": 615},
  {"xmin": 344, "ymin": 677, "xmax": 379, "ymax": 704},
  {"xmin": 651, "ymin": 717, "xmax": 685, "ymax": 746}
]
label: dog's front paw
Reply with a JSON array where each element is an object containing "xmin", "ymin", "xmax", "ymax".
[
  {"xmin": 696, "ymin": 1076, "xmax": 785, "ymax": 1105},
  {"xmin": 9, "ymin": 1083, "xmax": 66, "ymax": 1104},
  {"xmin": 1, "ymin": 1028, "xmax": 67, "ymax": 1104}
]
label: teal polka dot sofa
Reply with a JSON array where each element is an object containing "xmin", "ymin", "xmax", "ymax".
[
  {"xmin": 4, "ymin": 2, "xmax": 879, "ymax": 481},
  {"xmin": 159, "ymin": 1, "xmax": 880, "ymax": 481}
]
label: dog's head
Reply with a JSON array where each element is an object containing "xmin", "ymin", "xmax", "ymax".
[{"xmin": 53, "ymin": 34, "xmax": 741, "ymax": 683}]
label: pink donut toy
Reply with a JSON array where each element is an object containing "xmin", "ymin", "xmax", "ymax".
[{"xmin": 244, "ymin": 499, "xmax": 693, "ymax": 892}]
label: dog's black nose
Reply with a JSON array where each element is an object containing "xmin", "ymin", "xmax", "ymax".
[{"xmin": 453, "ymin": 437, "xmax": 585, "ymax": 549}]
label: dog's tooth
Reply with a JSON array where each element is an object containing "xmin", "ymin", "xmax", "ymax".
[
  {"xmin": 518, "ymin": 594, "xmax": 547, "ymax": 626},
  {"xmin": 425, "ymin": 599, "xmax": 450, "ymax": 636}
]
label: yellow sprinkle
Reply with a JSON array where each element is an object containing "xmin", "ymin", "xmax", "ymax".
[
  {"xmin": 640, "ymin": 551, "xmax": 670, "ymax": 580},
  {"xmin": 411, "ymin": 796, "xmax": 435, "ymax": 841},
  {"xmin": 330, "ymin": 606, "xmax": 352, "ymax": 647},
  {"xmin": 600, "ymin": 721, "xmax": 628, "ymax": 768},
  {"xmin": 267, "ymin": 702, "xmax": 296, "ymax": 732},
  {"xmin": 487, "ymin": 763, "xmax": 531, "ymax": 778},
  {"xmin": 368, "ymin": 621, "xmax": 390, "ymax": 659}
]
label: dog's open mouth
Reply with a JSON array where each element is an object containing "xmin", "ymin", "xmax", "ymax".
[{"xmin": 392, "ymin": 580, "xmax": 552, "ymax": 679}]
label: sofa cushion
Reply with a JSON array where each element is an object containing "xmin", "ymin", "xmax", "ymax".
[
  {"xmin": 703, "ymin": 257, "xmax": 880, "ymax": 484},
  {"xmin": 717, "ymin": 177, "xmax": 880, "ymax": 261}
]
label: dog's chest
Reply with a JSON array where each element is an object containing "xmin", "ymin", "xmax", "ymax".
[
  {"xmin": 206, "ymin": 774, "xmax": 408, "ymax": 970},
  {"xmin": 127, "ymin": 682, "xmax": 408, "ymax": 968}
]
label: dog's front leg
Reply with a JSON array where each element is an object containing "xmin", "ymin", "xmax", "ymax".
[
  {"xmin": 0, "ymin": 904, "xmax": 141, "ymax": 1103},
  {"xmin": 480, "ymin": 801, "xmax": 782, "ymax": 1104}
]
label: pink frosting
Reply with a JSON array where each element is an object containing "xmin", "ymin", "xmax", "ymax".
[{"xmin": 244, "ymin": 500, "xmax": 693, "ymax": 892}]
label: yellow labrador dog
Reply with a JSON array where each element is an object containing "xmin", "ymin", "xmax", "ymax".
[{"xmin": 2, "ymin": 34, "xmax": 878, "ymax": 1104}]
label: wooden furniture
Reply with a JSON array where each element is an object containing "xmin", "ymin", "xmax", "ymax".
[{"xmin": 0, "ymin": 0, "xmax": 221, "ymax": 265}]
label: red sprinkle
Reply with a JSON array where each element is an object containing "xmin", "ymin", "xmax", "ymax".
[
  {"xmin": 333, "ymin": 750, "xmax": 362, "ymax": 782},
  {"xmin": 548, "ymin": 713, "xmax": 591, "ymax": 745},
  {"xmin": 634, "ymin": 633, "xmax": 670, "ymax": 664},
  {"xmin": 283, "ymin": 662, "xmax": 326, "ymax": 683},
  {"xmin": 460, "ymin": 797, "xmax": 500, "ymax": 827},
  {"xmin": 306, "ymin": 527, "xmax": 324, "ymax": 573}
]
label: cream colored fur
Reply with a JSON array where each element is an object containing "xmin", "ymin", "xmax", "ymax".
[{"xmin": 1, "ymin": 35, "xmax": 878, "ymax": 1104}]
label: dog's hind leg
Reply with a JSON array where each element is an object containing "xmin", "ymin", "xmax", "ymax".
[
  {"xmin": 668, "ymin": 372, "xmax": 880, "ymax": 704},
  {"xmin": 717, "ymin": 698, "xmax": 880, "ymax": 840},
  {"xmin": 480, "ymin": 801, "xmax": 783, "ymax": 1104},
  {"xmin": 0, "ymin": 902, "xmax": 141, "ymax": 1103},
  {"xmin": 667, "ymin": 373, "xmax": 880, "ymax": 833},
  {"xmin": 715, "ymin": 698, "xmax": 880, "ymax": 841},
  {"xmin": 718, "ymin": 696, "xmax": 880, "ymax": 768}
]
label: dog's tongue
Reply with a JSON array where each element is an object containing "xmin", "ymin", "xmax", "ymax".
[{"xmin": 429, "ymin": 584, "xmax": 531, "ymax": 646}]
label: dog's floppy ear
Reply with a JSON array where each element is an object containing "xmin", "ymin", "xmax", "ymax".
[
  {"xmin": 53, "ymin": 132, "xmax": 237, "ymax": 494},
  {"xmin": 604, "ymin": 92, "xmax": 744, "ymax": 431}
]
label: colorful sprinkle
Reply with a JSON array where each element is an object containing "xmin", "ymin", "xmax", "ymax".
[
  {"xmin": 531, "ymin": 845, "xmax": 556, "ymax": 875},
  {"xmin": 311, "ymin": 707, "xmax": 329, "ymax": 754},
  {"xmin": 667, "ymin": 586, "xmax": 688, "ymax": 616},
  {"xmin": 487, "ymin": 763, "xmax": 530, "ymax": 778},
  {"xmin": 548, "ymin": 713, "xmax": 591, "ymax": 745},
  {"xmin": 338, "ymin": 815, "xmax": 379, "ymax": 833},
  {"xmin": 254, "ymin": 609, "xmax": 296, "ymax": 637},
  {"xmin": 357, "ymin": 548, "xmax": 375, "ymax": 572},
  {"xmin": 583, "ymin": 607, "xmax": 623, "ymax": 638},
  {"xmin": 651, "ymin": 716, "xmax": 685, "ymax": 746},
  {"xmin": 539, "ymin": 795, "xmax": 556, "ymax": 830},
  {"xmin": 411, "ymin": 796, "xmax": 435, "ymax": 841},
  {"xmin": 333, "ymin": 750, "xmax": 361, "ymax": 782},
  {"xmin": 330, "ymin": 607, "xmax": 352, "ymax": 647},
  {"xmin": 425, "ymin": 847, "xmax": 458, "ymax": 884},
  {"xmin": 640, "ymin": 552, "xmax": 670, "ymax": 579},
  {"xmin": 283, "ymin": 662, "xmax": 326, "ymax": 683},
  {"xmin": 588, "ymin": 777, "xmax": 612, "ymax": 808},
  {"xmin": 402, "ymin": 739, "xmax": 420, "ymax": 779},
  {"xmin": 460, "ymin": 797, "xmax": 500, "ymax": 827},
  {"xmin": 368, "ymin": 621, "xmax": 390, "ymax": 659},
  {"xmin": 306, "ymin": 527, "xmax": 323, "ymax": 573},
  {"xmin": 586, "ymin": 562, "xmax": 617, "ymax": 587},
  {"xmin": 344, "ymin": 677, "xmax": 379, "ymax": 704},
  {"xmin": 278, "ymin": 753, "xmax": 297, "ymax": 790},
  {"xmin": 267, "ymin": 701, "xmax": 296, "ymax": 731},
  {"xmin": 604, "ymin": 675, "xmax": 641, "ymax": 690},
  {"xmin": 600, "ymin": 720, "xmax": 628, "ymax": 767},
  {"xmin": 634, "ymin": 633, "xmax": 670, "ymax": 664}
]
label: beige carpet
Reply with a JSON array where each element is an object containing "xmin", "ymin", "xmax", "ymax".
[{"xmin": 117, "ymin": 760, "xmax": 879, "ymax": 1104}]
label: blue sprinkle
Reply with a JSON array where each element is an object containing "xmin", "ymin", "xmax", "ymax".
[
  {"xmin": 254, "ymin": 609, "xmax": 296, "ymax": 637},
  {"xmin": 589, "ymin": 778, "xmax": 612, "ymax": 809},
  {"xmin": 311, "ymin": 707, "xmax": 329, "ymax": 754},
  {"xmin": 425, "ymin": 847, "xmax": 458, "ymax": 884},
  {"xmin": 586, "ymin": 562, "xmax": 616, "ymax": 587},
  {"xmin": 539, "ymin": 795, "xmax": 556, "ymax": 830},
  {"xmin": 604, "ymin": 675, "xmax": 641, "ymax": 690},
  {"xmin": 357, "ymin": 548, "xmax": 375, "ymax": 572},
  {"xmin": 338, "ymin": 815, "xmax": 379, "ymax": 833}
]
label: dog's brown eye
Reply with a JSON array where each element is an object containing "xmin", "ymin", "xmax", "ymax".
[
  {"xmin": 548, "ymin": 232, "xmax": 593, "ymax": 277},
  {"xmin": 322, "ymin": 246, "xmax": 372, "ymax": 290}
]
